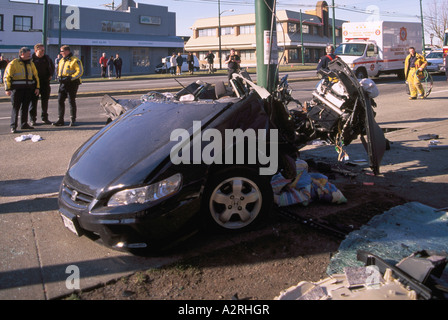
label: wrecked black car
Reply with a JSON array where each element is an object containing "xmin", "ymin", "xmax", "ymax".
[{"xmin": 58, "ymin": 58, "xmax": 386, "ymax": 252}]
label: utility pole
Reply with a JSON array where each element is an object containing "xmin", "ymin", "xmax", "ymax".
[
  {"xmin": 332, "ymin": 0, "xmax": 336, "ymax": 48},
  {"xmin": 218, "ymin": 0, "xmax": 222, "ymax": 70},
  {"xmin": 59, "ymin": 0, "xmax": 63, "ymax": 49},
  {"xmin": 255, "ymin": 0, "xmax": 278, "ymax": 92},
  {"xmin": 419, "ymin": 0, "xmax": 426, "ymax": 54},
  {"xmin": 42, "ymin": 0, "xmax": 48, "ymax": 51}
]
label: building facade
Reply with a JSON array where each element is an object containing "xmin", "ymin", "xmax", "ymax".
[
  {"xmin": 185, "ymin": 1, "xmax": 344, "ymax": 68},
  {"xmin": 0, "ymin": 0, "xmax": 184, "ymax": 76}
]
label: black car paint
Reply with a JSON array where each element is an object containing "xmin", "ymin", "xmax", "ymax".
[{"xmin": 59, "ymin": 91, "xmax": 276, "ymax": 250}]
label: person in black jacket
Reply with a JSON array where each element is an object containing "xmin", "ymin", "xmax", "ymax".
[
  {"xmin": 29, "ymin": 43, "xmax": 55, "ymax": 125},
  {"xmin": 175, "ymin": 52, "xmax": 183, "ymax": 75},
  {"xmin": 317, "ymin": 45, "xmax": 338, "ymax": 71},
  {"xmin": 113, "ymin": 53, "xmax": 123, "ymax": 79}
]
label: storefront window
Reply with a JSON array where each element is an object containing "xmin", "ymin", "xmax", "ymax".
[{"xmin": 132, "ymin": 48, "xmax": 150, "ymax": 67}]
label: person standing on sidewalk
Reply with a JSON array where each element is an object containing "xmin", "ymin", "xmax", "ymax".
[
  {"xmin": 205, "ymin": 50, "xmax": 215, "ymax": 74},
  {"xmin": 169, "ymin": 52, "xmax": 177, "ymax": 75},
  {"xmin": 0, "ymin": 55, "xmax": 9, "ymax": 84},
  {"xmin": 54, "ymin": 54, "xmax": 61, "ymax": 80},
  {"xmin": 113, "ymin": 53, "xmax": 122, "ymax": 79},
  {"xmin": 187, "ymin": 52, "xmax": 195, "ymax": 74},
  {"xmin": 99, "ymin": 52, "xmax": 107, "ymax": 78},
  {"xmin": 29, "ymin": 43, "xmax": 55, "ymax": 125},
  {"xmin": 225, "ymin": 48, "xmax": 241, "ymax": 85},
  {"xmin": 107, "ymin": 55, "xmax": 114, "ymax": 79},
  {"xmin": 54, "ymin": 45, "xmax": 83, "ymax": 127},
  {"xmin": 3, "ymin": 47, "xmax": 40, "ymax": 133},
  {"xmin": 176, "ymin": 52, "xmax": 183, "ymax": 75},
  {"xmin": 404, "ymin": 47, "xmax": 428, "ymax": 100}
]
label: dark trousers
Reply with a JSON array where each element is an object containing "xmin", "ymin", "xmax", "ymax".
[
  {"xmin": 115, "ymin": 66, "xmax": 122, "ymax": 78},
  {"xmin": 58, "ymin": 81, "xmax": 79, "ymax": 121},
  {"xmin": 30, "ymin": 81, "xmax": 51, "ymax": 122},
  {"xmin": 227, "ymin": 68, "xmax": 238, "ymax": 84},
  {"xmin": 101, "ymin": 66, "xmax": 107, "ymax": 78},
  {"xmin": 10, "ymin": 88, "xmax": 34, "ymax": 129}
]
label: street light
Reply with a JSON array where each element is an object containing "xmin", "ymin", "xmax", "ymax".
[
  {"xmin": 218, "ymin": 0, "xmax": 234, "ymax": 70},
  {"xmin": 300, "ymin": 10, "xmax": 319, "ymax": 65}
]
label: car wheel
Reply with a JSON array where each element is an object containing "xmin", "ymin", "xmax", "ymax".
[
  {"xmin": 202, "ymin": 168, "xmax": 273, "ymax": 233},
  {"xmin": 355, "ymin": 69, "xmax": 367, "ymax": 79}
]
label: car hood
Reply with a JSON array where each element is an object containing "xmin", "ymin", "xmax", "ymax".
[
  {"xmin": 427, "ymin": 58, "xmax": 443, "ymax": 63},
  {"xmin": 65, "ymin": 100, "xmax": 233, "ymax": 197}
]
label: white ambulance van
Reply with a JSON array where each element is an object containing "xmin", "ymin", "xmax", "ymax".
[{"xmin": 335, "ymin": 21, "xmax": 422, "ymax": 79}]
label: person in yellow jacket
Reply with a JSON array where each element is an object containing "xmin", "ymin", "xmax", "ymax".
[
  {"xmin": 53, "ymin": 45, "xmax": 84, "ymax": 127},
  {"xmin": 3, "ymin": 47, "xmax": 40, "ymax": 133},
  {"xmin": 404, "ymin": 47, "xmax": 428, "ymax": 100}
]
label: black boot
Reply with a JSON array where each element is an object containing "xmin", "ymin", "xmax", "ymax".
[{"xmin": 53, "ymin": 119, "xmax": 65, "ymax": 126}]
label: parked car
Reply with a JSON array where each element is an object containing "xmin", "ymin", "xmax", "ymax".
[
  {"xmin": 58, "ymin": 59, "xmax": 386, "ymax": 253},
  {"xmin": 425, "ymin": 50, "xmax": 444, "ymax": 73},
  {"xmin": 154, "ymin": 54, "xmax": 200, "ymax": 74}
]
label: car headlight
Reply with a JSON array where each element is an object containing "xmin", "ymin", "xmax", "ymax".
[{"xmin": 107, "ymin": 173, "xmax": 182, "ymax": 207}]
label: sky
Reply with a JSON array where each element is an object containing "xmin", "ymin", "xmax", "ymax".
[{"xmin": 21, "ymin": 0, "xmax": 441, "ymax": 44}]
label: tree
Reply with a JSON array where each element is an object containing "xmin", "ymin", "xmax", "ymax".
[{"xmin": 424, "ymin": 0, "xmax": 448, "ymax": 44}]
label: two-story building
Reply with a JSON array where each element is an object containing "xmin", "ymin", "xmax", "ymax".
[
  {"xmin": 185, "ymin": 1, "xmax": 345, "ymax": 68},
  {"xmin": 0, "ymin": 0, "xmax": 184, "ymax": 76}
]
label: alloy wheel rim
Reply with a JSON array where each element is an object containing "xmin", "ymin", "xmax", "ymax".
[{"xmin": 209, "ymin": 177, "xmax": 262, "ymax": 229}]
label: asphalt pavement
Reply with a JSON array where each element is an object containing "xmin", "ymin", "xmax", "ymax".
[{"xmin": 1, "ymin": 71, "xmax": 447, "ymax": 300}]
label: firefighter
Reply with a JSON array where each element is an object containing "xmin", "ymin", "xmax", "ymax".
[
  {"xmin": 3, "ymin": 47, "xmax": 40, "ymax": 133},
  {"xmin": 404, "ymin": 47, "xmax": 428, "ymax": 100},
  {"xmin": 317, "ymin": 45, "xmax": 338, "ymax": 71},
  {"xmin": 54, "ymin": 45, "xmax": 84, "ymax": 127}
]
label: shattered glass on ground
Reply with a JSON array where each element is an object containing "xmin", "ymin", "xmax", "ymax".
[{"xmin": 327, "ymin": 202, "xmax": 448, "ymax": 275}]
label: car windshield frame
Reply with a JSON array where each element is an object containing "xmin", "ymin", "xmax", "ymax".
[{"xmin": 335, "ymin": 43, "xmax": 366, "ymax": 57}]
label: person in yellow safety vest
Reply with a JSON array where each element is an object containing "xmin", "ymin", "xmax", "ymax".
[
  {"xmin": 404, "ymin": 47, "xmax": 428, "ymax": 100},
  {"xmin": 3, "ymin": 47, "xmax": 40, "ymax": 133},
  {"xmin": 53, "ymin": 45, "xmax": 84, "ymax": 127}
]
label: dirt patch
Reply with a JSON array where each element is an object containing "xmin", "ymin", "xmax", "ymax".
[{"xmin": 66, "ymin": 163, "xmax": 407, "ymax": 301}]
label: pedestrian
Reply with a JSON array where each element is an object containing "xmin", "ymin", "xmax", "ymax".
[
  {"xmin": 187, "ymin": 52, "xmax": 195, "ymax": 74},
  {"xmin": 224, "ymin": 48, "xmax": 241, "ymax": 84},
  {"xmin": 3, "ymin": 47, "xmax": 40, "ymax": 133},
  {"xmin": 317, "ymin": 45, "xmax": 337, "ymax": 71},
  {"xmin": 107, "ymin": 55, "xmax": 114, "ymax": 79},
  {"xmin": 0, "ymin": 55, "xmax": 9, "ymax": 84},
  {"xmin": 113, "ymin": 53, "xmax": 122, "ymax": 79},
  {"xmin": 29, "ymin": 43, "xmax": 55, "ymax": 125},
  {"xmin": 205, "ymin": 50, "xmax": 215, "ymax": 74},
  {"xmin": 176, "ymin": 52, "xmax": 183, "ymax": 75},
  {"xmin": 99, "ymin": 52, "xmax": 107, "ymax": 78},
  {"xmin": 283, "ymin": 56, "xmax": 287, "ymax": 65},
  {"xmin": 169, "ymin": 52, "xmax": 177, "ymax": 76},
  {"xmin": 404, "ymin": 47, "xmax": 428, "ymax": 100},
  {"xmin": 54, "ymin": 54, "xmax": 61, "ymax": 79},
  {"xmin": 54, "ymin": 45, "xmax": 84, "ymax": 127}
]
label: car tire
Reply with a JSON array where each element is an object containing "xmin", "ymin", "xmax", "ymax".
[
  {"xmin": 202, "ymin": 167, "xmax": 273, "ymax": 233},
  {"xmin": 355, "ymin": 68, "xmax": 367, "ymax": 79}
]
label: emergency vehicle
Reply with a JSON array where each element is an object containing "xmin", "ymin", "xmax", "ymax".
[{"xmin": 335, "ymin": 21, "xmax": 422, "ymax": 79}]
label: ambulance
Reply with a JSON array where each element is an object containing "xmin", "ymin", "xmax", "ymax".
[{"xmin": 335, "ymin": 21, "xmax": 422, "ymax": 79}]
